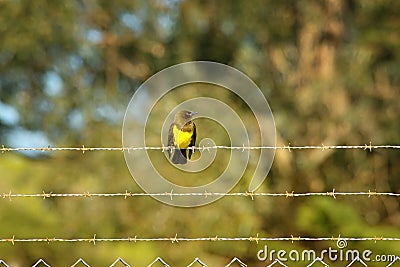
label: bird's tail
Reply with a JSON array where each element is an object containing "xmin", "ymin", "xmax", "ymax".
[{"xmin": 170, "ymin": 149, "xmax": 187, "ymax": 164}]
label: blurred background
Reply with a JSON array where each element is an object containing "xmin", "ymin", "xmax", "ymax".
[{"xmin": 0, "ymin": 0, "xmax": 399, "ymax": 266}]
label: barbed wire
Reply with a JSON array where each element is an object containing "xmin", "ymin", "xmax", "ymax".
[
  {"xmin": 1, "ymin": 190, "xmax": 399, "ymax": 201},
  {"xmin": 1, "ymin": 234, "xmax": 400, "ymax": 245},
  {"xmin": 2, "ymin": 145, "xmax": 400, "ymax": 254},
  {"xmin": 1, "ymin": 144, "xmax": 400, "ymax": 153}
]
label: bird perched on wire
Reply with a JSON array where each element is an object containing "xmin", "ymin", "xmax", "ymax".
[{"xmin": 167, "ymin": 110, "xmax": 197, "ymax": 164}]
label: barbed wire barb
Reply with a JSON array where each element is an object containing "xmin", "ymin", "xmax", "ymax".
[
  {"xmin": 328, "ymin": 188, "xmax": 336, "ymax": 199},
  {"xmin": 90, "ymin": 234, "xmax": 96, "ymax": 245}
]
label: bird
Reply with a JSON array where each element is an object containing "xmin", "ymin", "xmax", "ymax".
[{"xmin": 167, "ymin": 110, "xmax": 197, "ymax": 164}]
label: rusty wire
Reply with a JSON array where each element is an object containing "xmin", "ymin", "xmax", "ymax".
[
  {"xmin": 1, "ymin": 235, "xmax": 399, "ymax": 245},
  {"xmin": 2, "ymin": 143, "xmax": 400, "ymax": 257},
  {"xmin": 1, "ymin": 190, "xmax": 400, "ymax": 201},
  {"xmin": 1, "ymin": 144, "xmax": 400, "ymax": 153}
]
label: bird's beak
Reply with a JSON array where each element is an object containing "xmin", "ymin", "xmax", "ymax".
[{"xmin": 190, "ymin": 111, "xmax": 198, "ymax": 117}]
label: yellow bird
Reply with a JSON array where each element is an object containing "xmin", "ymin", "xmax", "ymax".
[{"xmin": 167, "ymin": 110, "xmax": 197, "ymax": 164}]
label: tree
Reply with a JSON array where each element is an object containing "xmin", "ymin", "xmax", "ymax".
[{"xmin": 1, "ymin": 0, "xmax": 399, "ymax": 265}]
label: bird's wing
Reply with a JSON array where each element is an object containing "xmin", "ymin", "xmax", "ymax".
[
  {"xmin": 167, "ymin": 123, "xmax": 175, "ymax": 157},
  {"xmin": 187, "ymin": 123, "xmax": 196, "ymax": 159},
  {"xmin": 190, "ymin": 123, "xmax": 196, "ymax": 147}
]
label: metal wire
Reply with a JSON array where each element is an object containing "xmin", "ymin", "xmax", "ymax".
[
  {"xmin": 1, "ymin": 190, "xmax": 400, "ymax": 200},
  {"xmin": 2, "ymin": 143, "xmax": 400, "ymax": 256},
  {"xmin": 1, "ymin": 235, "xmax": 399, "ymax": 244},
  {"xmin": 1, "ymin": 144, "xmax": 400, "ymax": 153}
]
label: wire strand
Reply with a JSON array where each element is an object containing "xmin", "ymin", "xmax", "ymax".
[
  {"xmin": 1, "ymin": 144, "xmax": 400, "ymax": 153},
  {"xmin": 1, "ymin": 190, "xmax": 399, "ymax": 200},
  {"xmin": 0, "ymin": 235, "xmax": 399, "ymax": 244}
]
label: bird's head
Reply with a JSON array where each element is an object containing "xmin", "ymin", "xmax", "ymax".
[
  {"xmin": 175, "ymin": 110, "xmax": 197, "ymax": 120},
  {"xmin": 174, "ymin": 110, "xmax": 198, "ymax": 126}
]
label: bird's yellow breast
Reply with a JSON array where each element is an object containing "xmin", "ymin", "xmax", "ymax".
[{"xmin": 173, "ymin": 125, "xmax": 193, "ymax": 148}]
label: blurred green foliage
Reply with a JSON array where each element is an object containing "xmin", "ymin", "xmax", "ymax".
[{"xmin": 1, "ymin": 0, "xmax": 399, "ymax": 266}]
